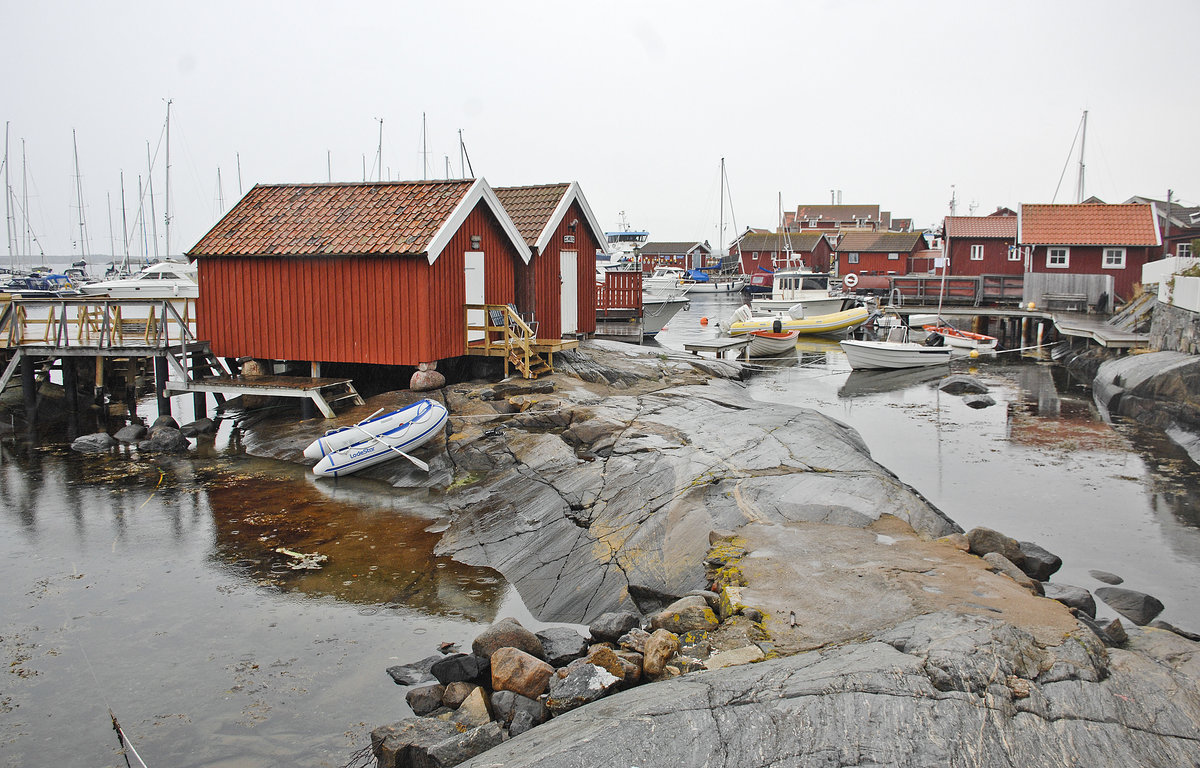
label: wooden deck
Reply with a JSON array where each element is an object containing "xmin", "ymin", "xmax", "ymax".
[
  {"xmin": 165, "ymin": 374, "xmax": 363, "ymax": 418},
  {"xmin": 891, "ymin": 304, "xmax": 1149, "ymax": 349},
  {"xmin": 683, "ymin": 337, "xmax": 750, "ymax": 360}
]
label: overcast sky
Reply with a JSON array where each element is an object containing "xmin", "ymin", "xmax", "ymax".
[{"xmin": 4, "ymin": 0, "xmax": 1198, "ymax": 264}]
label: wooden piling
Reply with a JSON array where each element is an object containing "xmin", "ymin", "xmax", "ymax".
[
  {"xmin": 21, "ymin": 354, "xmax": 37, "ymax": 424},
  {"xmin": 154, "ymin": 356, "xmax": 171, "ymax": 419}
]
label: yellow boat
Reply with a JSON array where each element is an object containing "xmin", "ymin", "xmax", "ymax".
[{"xmin": 724, "ymin": 305, "xmax": 871, "ymax": 337}]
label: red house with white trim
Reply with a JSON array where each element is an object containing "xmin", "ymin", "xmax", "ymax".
[
  {"xmin": 833, "ymin": 231, "xmax": 926, "ymax": 277},
  {"xmin": 1017, "ymin": 203, "xmax": 1161, "ymax": 300},
  {"xmin": 735, "ymin": 232, "xmax": 833, "ymax": 274},
  {"xmin": 943, "ymin": 213, "xmax": 1019, "ymax": 276}
]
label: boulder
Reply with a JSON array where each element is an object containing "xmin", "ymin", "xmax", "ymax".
[
  {"xmin": 1089, "ymin": 569, "xmax": 1124, "ymax": 585},
  {"xmin": 962, "ymin": 394, "xmax": 996, "ymax": 409},
  {"xmin": 179, "ymin": 417, "xmax": 216, "ymax": 437},
  {"xmin": 982, "ymin": 552, "xmax": 1043, "ymax": 595},
  {"xmin": 150, "ymin": 414, "xmax": 180, "ymax": 430},
  {"xmin": 545, "ymin": 663, "xmax": 622, "ymax": 716},
  {"xmin": 613, "ymin": 650, "xmax": 644, "ymax": 684},
  {"xmin": 1042, "ymin": 583, "xmax": 1096, "ymax": 618},
  {"xmin": 473, "ymin": 617, "xmax": 545, "ymax": 661},
  {"xmin": 410, "ymin": 370, "xmax": 446, "ymax": 392},
  {"xmin": 642, "ymin": 628, "xmax": 680, "ymax": 680},
  {"xmin": 704, "ymin": 645, "xmax": 765, "ymax": 670},
  {"xmin": 450, "ymin": 686, "xmax": 492, "ymax": 728},
  {"xmin": 535, "ymin": 626, "xmax": 589, "ymax": 667},
  {"xmin": 585, "ymin": 646, "xmax": 629, "ymax": 682},
  {"xmin": 425, "ymin": 722, "xmax": 503, "ymax": 768},
  {"xmin": 1095, "ymin": 587, "xmax": 1166, "ymax": 626},
  {"xmin": 628, "ymin": 584, "xmax": 686, "ymax": 614},
  {"xmin": 370, "ymin": 717, "xmax": 461, "ymax": 768},
  {"xmin": 1017, "ymin": 540, "xmax": 1062, "ymax": 581},
  {"xmin": 71, "ymin": 432, "xmax": 118, "ymax": 452},
  {"xmin": 490, "ymin": 647, "xmax": 554, "ymax": 699},
  {"xmin": 137, "ymin": 426, "xmax": 190, "ymax": 453},
  {"xmin": 938, "ymin": 375, "xmax": 989, "ymax": 395},
  {"xmin": 509, "ymin": 709, "xmax": 536, "ymax": 737},
  {"xmin": 1100, "ymin": 617, "xmax": 1129, "ymax": 645},
  {"xmin": 404, "ymin": 683, "xmax": 446, "ymax": 716},
  {"xmin": 589, "ymin": 611, "xmax": 641, "ymax": 643},
  {"xmin": 740, "ymin": 607, "xmax": 765, "ymax": 623},
  {"xmin": 489, "ymin": 690, "xmax": 549, "ymax": 728},
  {"xmin": 1147, "ymin": 620, "xmax": 1200, "ymax": 642},
  {"xmin": 113, "ymin": 423, "xmax": 147, "ymax": 443},
  {"xmin": 441, "ymin": 681, "xmax": 477, "ymax": 709},
  {"xmin": 386, "ymin": 654, "xmax": 443, "ymax": 686},
  {"xmin": 617, "ymin": 627, "xmax": 652, "ymax": 654},
  {"xmin": 966, "ymin": 527, "xmax": 1026, "ymax": 568},
  {"xmin": 430, "ymin": 653, "xmax": 490, "ymax": 686},
  {"xmin": 649, "ymin": 596, "xmax": 719, "ymax": 634}
]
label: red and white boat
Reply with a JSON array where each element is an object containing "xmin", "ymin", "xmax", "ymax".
[
  {"xmin": 921, "ymin": 324, "xmax": 998, "ymax": 352},
  {"xmin": 747, "ymin": 329, "xmax": 800, "ymax": 357}
]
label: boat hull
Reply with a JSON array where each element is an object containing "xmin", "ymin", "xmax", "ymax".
[
  {"xmin": 642, "ymin": 296, "xmax": 690, "ymax": 337},
  {"xmin": 747, "ymin": 330, "xmax": 799, "ymax": 357},
  {"xmin": 308, "ymin": 399, "xmax": 448, "ymax": 476},
  {"xmin": 838, "ymin": 339, "xmax": 953, "ymax": 370},
  {"xmin": 729, "ymin": 307, "xmax": 870, "ymax": 337},
  {"xmin": 921, "ymin": 325, "xmax": 998, "ymax": 351},
  {"xmin": 752, "ymin": 296, "xmax": 846, "ymax": 315}
]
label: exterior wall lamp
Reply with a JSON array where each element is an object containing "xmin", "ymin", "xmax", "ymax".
[{"xmin": 470, "ymin": 235, "xmax": 481, "ymax": 249}]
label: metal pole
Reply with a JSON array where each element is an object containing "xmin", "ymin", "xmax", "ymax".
[
  {"xmin": 164, "ymin": 99, "xmax": 172, "ymax": 258},
  {"xmin": 1076, "ymin": 110, "xmax": 1087, "ymax": 203}
]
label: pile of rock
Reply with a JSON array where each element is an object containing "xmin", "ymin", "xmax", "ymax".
[
  {"xmin": 951, "ymin": 525, "xmax": 1196, "ymax": 644},
  {"xmin": 70, "ymin": 414, "xmax": 215, "ymax": 454},
  {"xmin": 372, "ymin": 536, "xmax": 770, "ymax": 768}
]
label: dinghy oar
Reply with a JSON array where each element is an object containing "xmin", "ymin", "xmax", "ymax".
[{"xmin": 341, "ymin": 422, "xmax": 430, "ymax": 472}]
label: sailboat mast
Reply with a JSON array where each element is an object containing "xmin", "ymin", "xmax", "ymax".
[
  {"xmin": 718, "ymin": 157, "xmax": 725, "ymax": 262},
  {"xmin": 4, "ymin": 121, "xmax": 12, "ymax": 265},
  {"xmin": 21, "ymin": 139, "xmax": 30, "ymax": 258},
  {"xmin": 1076, "ymin": 109, "xmax": 1087, "ymax": 204},
  {"xmin": 146, "ymin": 142, "xmax": 159, "ymax": 264},
  {"xmin": 107, "ymin": 192, "xmax": 115, "ymax": 259},
  {"xmin": 72, "ymin": 129, "xmax": 90, "ymax": 260},
  {"xmin": 164, "ymin": 99, "xmax": 172, "ymax": 259},
  {"xmin": 120, "ymin": 172, "xmax": 129, "ymax": 268}
]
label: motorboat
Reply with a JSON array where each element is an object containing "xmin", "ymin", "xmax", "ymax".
[
  {"xmin": 645, "ymin": 265, "xmax": 745, "ymax": 295},
  {"xmin": 642, "ymin": 293, "xmax": 690, "ymax": 338},
  {"xmin": 839, "ymin": 325, "xmax": 953, "ymax": 370},
  {"xmin": 308, "ymin": 399, "xmax": 449, "ymax": 477},
  {"xmin": 921, "ymin": 323, "xmax": 998, "ymax": 352},
  {"xmin": 751, "ymin": 268, "xmax": 848, "ymax": 315},
  {"xmin": 80, "ymin": 260, "xmax": 199, "ymax": 299},
  {"xmin": 747, "ymin": 329, "xmax": 799, "ymax": 357},
  {"xmin": 719, "ymin": 304, "xmax": 871, "ymax": 338}
]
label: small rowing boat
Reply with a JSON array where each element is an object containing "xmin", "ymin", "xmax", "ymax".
[
  {"xmin": 921, "ymin": 324, "xmax": 998, "ymax": 351},
  {"xmin": 747, "ymin": 329, "xmax": 800, "ymax": 357},
  {"xmin": 306, "ymin": 399, "xmax": 448, "ymax": 477}
]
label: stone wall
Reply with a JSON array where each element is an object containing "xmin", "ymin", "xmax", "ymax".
[{"xmin": 1150, "ymin": 301, "xmax": 1200, "ymax": 353}]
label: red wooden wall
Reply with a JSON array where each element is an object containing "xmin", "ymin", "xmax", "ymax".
[
  {"xmin": 196, "ymin": 202, "xmax": 519, "ymax": 366},
  {"xmin": 1027, "ymin": 245, "xmax": 1152, "ymax": 300},
  {"xmin": 948, "ymin": 238, "xmax": 1020, "ymax": 276},
  {"xmin": 532, "ymin": 200, "xmax": 599, "ymax": 337}
]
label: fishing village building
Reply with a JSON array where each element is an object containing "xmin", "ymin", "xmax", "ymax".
[
  {"xmin": 833, "ymin": 231, "xmax": 929, "ymax": 277},
  {"xmin": 493, "ymin": 182, "xmax": 606, "ymax": 338},
  {"xmin": 1126, "ymin": 195, "xmax": 1200, "ymax": 259},
  {"xmin": 1017, "ymin": 203, "xmax": 1161, "ymax": 302},
  {"xmin": 188, "ymin": 179, "xmax": 572, "ymax": 381},
  {"xmin": 637, "ymin": 241, "xmax": 712, "ymax": 271},
  {"xmin": 943, "ymin": 212, "xmax": 1020, "ymax": 276},
  {"xmin": 735, "ymin": 232, "xmax": 833, "ymax": 274}
]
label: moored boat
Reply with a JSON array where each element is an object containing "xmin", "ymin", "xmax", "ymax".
[
  {"xmin": 750, "ymin": 268, "xmax": 848, "ymax": 315},
  {"xmin": 642, "ymin": 294, "xmax": 690, "ymax": 338},
  {"xmin": 79, "ymin": 260, "xmax": 199, "ymax": 299},
  {"xmin": 720, "ymin": 304, "xmax": 871, "ymax": 337},
  {"xmin": 921, "ymin": 323, "xmax": 998, "ymax": 351},
  {"xmin": 747, "ymin": 329, "xmax": 799, "ymax": 357},
  {"xmin": 307, "ymin": 399, "xmax": 448, "ymax": 477},
  {"xmin": 839, "ymin": 325, "xmax": 953, "ymax": 370}
]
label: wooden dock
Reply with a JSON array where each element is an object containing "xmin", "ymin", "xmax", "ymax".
[
  {"xmin": 888, "ymin": 304, "xmax": 1149, "ymax": 349},
  {"xmin": 165, "ymin": 374, "xmax": 362, "ymax": 418},
  {"xmin": 683, "ymin": 337, "xmax": 750, "ymax": 360}
]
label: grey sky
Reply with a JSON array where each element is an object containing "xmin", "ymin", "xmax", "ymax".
[{"xmin": 4, "ymin": 0, "xmax": 1198, "ymax": 263}]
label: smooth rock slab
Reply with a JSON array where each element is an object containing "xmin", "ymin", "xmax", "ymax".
[
  {"xmin": 939, "ymin": 375, "xmax": 990, "ymax": 395},
  {"xmin": 426, "ymin": 722, "xmax": 503, "ymax": 768},
  {"xmin": 1042, "ymin": 583, "xmax": 1096, "ymax": 619},
  {"xmin": 1096, "ymin": 587, "xmax": 1166, "ymax": 626}
]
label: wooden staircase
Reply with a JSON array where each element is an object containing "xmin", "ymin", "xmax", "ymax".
[{"xmin": 465, "ymin": 304, "xmax": 564, "ymax": 380}]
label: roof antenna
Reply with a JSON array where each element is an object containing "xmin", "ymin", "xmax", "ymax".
[{"xmin": 459, "ymin": 129, "xmax": 474, "ymax": 178}]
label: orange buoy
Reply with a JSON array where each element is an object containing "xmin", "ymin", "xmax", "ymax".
[{"xmin": 700, "ymin": 317, "xmax": 709, "ymax": 326}]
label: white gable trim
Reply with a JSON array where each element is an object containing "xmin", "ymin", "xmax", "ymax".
[
  {"xmin": 425, "ymin": 178, "xmax": 532, "ymax": 265},
  {"xmin": 533, "ymin": 181, "xmax": 610, "ymax": 256}
]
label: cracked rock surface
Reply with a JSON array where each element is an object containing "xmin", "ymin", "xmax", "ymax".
[{"xmin": 458, "ymin": 611, "xmax": 1200, "ymax": 768}]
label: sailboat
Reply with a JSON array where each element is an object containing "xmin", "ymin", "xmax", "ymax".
[{"xmin": 693, "ymin": 158, "xmax": 746, "ymax": 293}]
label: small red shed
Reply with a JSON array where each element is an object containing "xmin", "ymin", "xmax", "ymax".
[
  {"xmin": 944, "ymin": 214, "xmax": 1020, "ymax": 276},
  {"xmin": 493, "ymin": 183, "xmax": 605, "ymax": 338},
  {"xmin": 187, "ymin": 179, "xmax": 531, "ymax": 369},
  {"xmin": 1018, "ymin": 203, "xmax": 1161, "ymax": 300},
  {"xmin": 735, "ymin": 232, "xmax": 833, "ymax": 274},
  {"xmin": 834, "ymin": 231, "xmax": 926, "ymax": 277}
]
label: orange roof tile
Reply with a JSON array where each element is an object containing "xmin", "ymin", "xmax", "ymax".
[
  {"xmin": 493, "ymin": 184, "xmax": 570, "ymax": 246},
  {"xmin": 945, "ymin": 216, "xmax": 1017, "ymax": 239},
  {"xmin": 188, "ymin": 181, "xmax": 475, "ymax": 257},
  {"xmin": 1019, "ymin": 204, "xmax": 1160, "ymax": 246}
]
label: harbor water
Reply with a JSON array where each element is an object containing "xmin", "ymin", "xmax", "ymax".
[{"xmin": 2, "ymin": 291, "xmax": 1199, "ymax": 767}]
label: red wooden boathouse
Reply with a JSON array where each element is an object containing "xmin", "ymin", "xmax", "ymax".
[
  {"xmin": 943, "ymin": 213, "xmax": 1020, "ymax": 276},
  {"xmin": 494, "ymin": 182, "xmax": 605, "ymax": 339},
  {"xmin": 187, "ymin": 179, "xmax": 532, "ymax": 370}
]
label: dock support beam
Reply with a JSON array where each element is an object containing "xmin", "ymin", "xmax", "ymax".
[
  {"xmin": 154, "ymin": 356, "xmax": 171, "ymax": 420},
  {"xmin": 21, "ymin": 354, "xmax": 37, "ymax": 426}
]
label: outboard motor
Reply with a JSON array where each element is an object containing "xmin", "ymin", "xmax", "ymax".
[
  {"xmin": 924, "ymin": 332, "xmax": 945, "ymax": 347},
  {"xmin": 772, "ymin": 318, "xmax": 783, "ymax": 333},
  {"xmin": 719, "ymin": 304, "xmax": 754, "ymax": 333}
]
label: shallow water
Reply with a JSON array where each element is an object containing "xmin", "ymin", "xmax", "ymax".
[{"xmin": 658, "ymin": 293, "xmax": 1200, "ymax": 627}]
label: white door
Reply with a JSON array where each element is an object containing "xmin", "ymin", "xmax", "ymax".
[
  {"xmin": 464, "ymin": 251, "xmax": 485, "ymax": 342},
  {"xmin": 560, "ymin": 251, "xmax": 578, "ymax": 336}
]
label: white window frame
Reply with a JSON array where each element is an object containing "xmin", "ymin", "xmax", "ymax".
[
  {"xmin": 887, "ymin": 252, "xmax": 899, "ymax": 261},
  {"xmin": 1178, "ymin": 242, "xmax": 1192, "ymax": 258},
  {"xmin": 1007, "ymin": 245, "xmax": 1023, "ymax": 262},
  {"xmin": 1102, "ymin": 247, "xmax": 1126, "ymax": 269},
  {"xmin": 1046, "ymin": 247, "xmax": 1069, "ymax": 269},
  {"xmin": 970, "ymin": 244, "xmax": 984, "ymax": 261},
  {"xmin": 847, "ymin": 252, "xmax": 859, "ymax": 264}
]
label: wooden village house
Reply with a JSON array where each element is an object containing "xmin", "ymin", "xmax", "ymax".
[
  {"xmin": 735, "ymin": 232, "xmax": 834, "ymax": 274},
  {"xmin": 637, "ymin": 241, "xmax": 712, "ymax": 271},
  {"xmin": 187, "ymin": 179, "xmax": 575, "ymax": 384},
  {"xmin": 493, "ymin": 182, "xmax": 605, "ymax": 338},
  {"xmin": 833, "ymin": 231, "xmax": 927, "ymax": 278},
  {"xmin": 943, "ymin": 212, "xmax": 1020, "ymax": 276},
  {"xmin": 1018, "ymin": 203, "xmax": 1161, "ymax": 302}
]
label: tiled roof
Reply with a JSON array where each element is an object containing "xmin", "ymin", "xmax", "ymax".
[
  {"xmin": 945, "ymin": 216, "xmax": 1018, "ymax": 239},
  {"xmin": 189, "ymin": 181, "xmax": 474, "ymax": 257},
  {"xmin": 737, "ymin": 232, "xmax": 827, "ymax": 252},
  {"xmin": 640, "ymin": 241, "xmax": 710, "ymax": 254},
  {"xmin": 494, "ymin": 183, "xmax": 570, "ymax": 246},
  {"xmin": 1020, "ymin": 204, "xmax": 1160, "ymax": 246},
  {"xmin": 794, "ymin": 204, "xmax": 881, "ymax": 222},
  {"xmin": 836, "ymin": 231, "xmax": 925, "ymax": 252}
]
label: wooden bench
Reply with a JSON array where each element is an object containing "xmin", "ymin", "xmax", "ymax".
[{"xmin": 1041, "ymin": 292, "xmax": 1088, "ymax": 312}]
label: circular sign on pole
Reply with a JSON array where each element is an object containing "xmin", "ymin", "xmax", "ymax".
[{"xmin": 843, "ymin": 272, "xmax": 859, "ymax": 289}]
